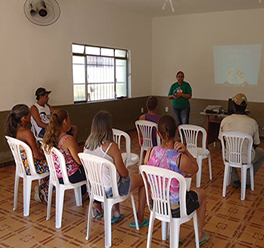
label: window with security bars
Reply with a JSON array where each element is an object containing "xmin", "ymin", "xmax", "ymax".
[{"xmin": 72, "ymin": 44, "xmax": 128, "ymax": 102}]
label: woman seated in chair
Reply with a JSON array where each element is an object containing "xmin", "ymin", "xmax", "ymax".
[
  {"xmin": 139, "ymin": 96, "xmax": 161, "ymax": 146},
  {"xmin": 42, "ymin": 109, "xmax": 88, "ymax": 201},
  {"xmin": 6, "ymin": 104, "xmax": 49, "ymax": 203},
  {"xmin": 144, "ymin": 115, "xmax": 209, "ymax": 246},
  {"xmin": 84, "ymin": 111, "xmax": 148, "ymax": 227}
]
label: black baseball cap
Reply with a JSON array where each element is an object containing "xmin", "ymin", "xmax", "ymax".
[{"xmin": 35, "ymin": 87, "xmax": 51, "ymax": 98}]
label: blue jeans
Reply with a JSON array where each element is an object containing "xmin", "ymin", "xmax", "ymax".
[
  {"xmin": 105, "ymin": 177, "xmax": 131, "ymax": 198},
  {"xmin": 173, "ymin": 106, "xmax": 190, "ymax": 126}
]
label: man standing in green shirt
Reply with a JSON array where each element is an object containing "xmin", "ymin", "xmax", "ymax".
[{"xmin": 168, "ymin": 71, "xmax": 192, "ymax": 126}]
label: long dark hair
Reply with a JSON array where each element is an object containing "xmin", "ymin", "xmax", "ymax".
[
  {"xmin": 158, "ymin": 115, "xmax": 177, "ymax": 141},
  {"xmin": 43, "ymin": 109, "xmax": 68, "ymax": 151},
  {"xmin": 6, "ymin": 104, "xmax": 30, "ymax": 138},
  {"xmin": 85, "ymin": 111, "xmax": 114, "ymax": 150}
]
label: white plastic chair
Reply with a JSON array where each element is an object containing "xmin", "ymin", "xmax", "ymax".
[
  {"xmin": 5, "ymin": 136, "xmax": 49, "ymax": 217},
  {"xmin": 179, "ymin": 124, "xmax": 212, "ymax": 188},
  {"xmin": 135, "ymin": 120, "xmax": 160, "ymax": 165},
  {"xmin": 78, "ymin": 153, "xmax": 139, "ymax": 248},
  {"xmin": 139, "ymin": 165, "xmax": 199, "ymax": 248},
  {"xmin": 112, "ymin": 128, "xmax": 139, "ymax": 167},
  {"xmin": 220, "ymin": 131, "xmax": 254, "ymax": 201},
  {"xmin": 30, "ymin": 117, "xmax": 43, "ymax": 141},
  {"xmin": 43, "ymin": 146, "xmax": 86, "ymax": 229}
]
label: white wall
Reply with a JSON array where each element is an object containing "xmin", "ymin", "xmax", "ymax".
[
  {"xmin": 152, "ymin": 9, "xmax": 264, "ymax": 103},
  {"xmin": 0, "ymin": 0, "xmax": 152, "ymax": 111}
]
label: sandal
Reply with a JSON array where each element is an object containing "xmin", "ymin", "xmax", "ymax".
[
  {"xmin": 92, "ymin": 209, "xmax": 103, "ymax": 219},
  {"xmin": 39, "ymin": 189, "xmax": 48, "ymax": 203},
  {"xmin": 34, "ymin": 186, "xmax": 42, "ymax": 203},
  {"xmin": 111, "ymin": 214, "xmax": 125, "ymax": 224},
  {"xmin": 197, "ymin": 232, "xmax": 210, "ymax": 246},
  {"xmin": 82, "ymin": 193, "xmax": 89, "ymax": 203},
  {"xmin": 130, "ymin": 219, "xmax": 149, "ymax": 228}
]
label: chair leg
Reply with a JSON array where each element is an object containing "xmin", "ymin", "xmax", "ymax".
[
  {"xmin": 55, "ymin": 188, "xmax": 65, "ymax": 229},
  {"xmin": 227, "ymin": 167, "xmax": 231, "ymax": 186},
  {"xmin": 196, "ymin": 157, "xmax": 202, "ymax": 188},
  {"xmin": 139, "ymin": 147, "xmax": 144, "ymax": 166},
  {"xmin": 130, "ymin": 194, "xmax": 139, "ymax": 230},
  {"xmin": 222, "ymin": 164, "xmax": 230, "ymax": 197},
  {"xmin": 46, "ymin": 183, "xmax": 54, "ymax": 220},
  {"xmin": 23, "ymin": 179, "xmax": 32, "ymax": 217},
  {"xmin": 161, "ymin": 221, "xmax": 167, "ymax": 241},
  {"xmin": 208, "ymin": 153, "xmax": 212, "ymax": 180},
  {"xmin": 250, "ymin": 166, "xmax": 254, "ymax": 191},
  {"xmin": 104, "ymin": 202, "xmax": 112, "ymax": 248},
  {"xmin": 146, "ymin": 211, "xmax": 155, "ymax": 248},
  {"xmin": 170, "ymin": 220, "xmax": 180, "ymax": 248},
  {"xmin": 241, "ymin": 167, "xmax": 247, "ymax": 201},
  {"xmin": 193, "ymin": 212, "xmax": 199, "ymax": 248},
  {"xmin": 74, "ymin": 187, "xmax": 82, "ymax": 207},
  {"xmin": 13, "ymin": 173, "xmax": 19, "ymax": 211},
  {"xmin": 86, "ymin": 195, "xmax": 94, "ymax": 240}
]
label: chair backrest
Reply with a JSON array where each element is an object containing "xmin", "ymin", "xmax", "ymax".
[
  {"xmin": 179, "ymin": 124, "xmax": 207, "ymax": 156},
  {"xmin": 42, "ymin": 146, "xmax": 71, "ymax": 185},
  {"xmin": 5, "ymin": 136, "xmax": 38, "ymax": 177},
  {"xmin": 220, "ymin": 131, "xmax": 253, "ymax": 165},
  {"xmin": 112, "ymin": 128, "xmax": 132, "ymax": 162},
  {"xmin": 135, "ymin": 120, "xmax": 160, "ymax": 148},
  {"xmin": 78, "ymin": 153, "xmax": 119, "ymax": 201},
  {"xmin": 139, "ymin": 165, "xmax": 188, "ymax": 220}
]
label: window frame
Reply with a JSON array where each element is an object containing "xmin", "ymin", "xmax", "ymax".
[{"xmin": 72, "ymin": 43, "xmax": 129, "ymax": 103}]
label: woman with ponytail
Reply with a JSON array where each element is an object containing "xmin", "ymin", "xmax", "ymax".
[
  {"xmin": 144, "ymin": 115, "xmax": 209, "ymax": 246},
  {"xmin": 42, "ymin": 109, "xmax": 88, "ymax": 201},
  {"xmin": 6, "ymin": 104, "xmax": 49, "ymax": 203}
]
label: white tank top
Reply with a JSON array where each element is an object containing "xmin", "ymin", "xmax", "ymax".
[
  {"xmin": 34, "ymin": 103, "xmax": 51, "ymax": 124},
  {"xmin": 84, "ymin": 143, "xmax": 120, "ymax": 191}
]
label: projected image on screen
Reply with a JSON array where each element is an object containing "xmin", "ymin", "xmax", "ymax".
[{"xmin": 214, "ymin": 45, "xmax": 262, "ymax": 86}]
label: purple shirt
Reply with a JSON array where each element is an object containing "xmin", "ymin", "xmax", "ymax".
[{"xmin": 145, "ymin": 113, "xmax": 161, "ymax": 146}]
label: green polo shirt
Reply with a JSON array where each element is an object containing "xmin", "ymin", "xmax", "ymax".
[{"xmin": 168, "ymin": 81, "xmax": 192, "ymax": 109}]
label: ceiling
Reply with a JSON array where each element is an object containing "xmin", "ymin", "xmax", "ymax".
[{"xmin": 99, "ymin": 0, "xmax": 264, "ymax": 17}]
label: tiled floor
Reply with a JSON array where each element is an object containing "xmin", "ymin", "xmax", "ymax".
[{"xmin": 0, "ymin": 132, "xmax": 264, "ymax": 248}]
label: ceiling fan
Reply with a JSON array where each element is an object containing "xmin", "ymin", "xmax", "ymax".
[
  {"xmin": 162, "ymin": 0, "xmax": 175, "ymax": 13},
  {"xmin": 162, "ymin": 0, "xmax": 262, "ymax": 13},
  {"xmin": 24, "ymin": 0, "xmax": 61, "ymax": 26}
]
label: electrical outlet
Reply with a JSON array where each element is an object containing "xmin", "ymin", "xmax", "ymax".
[
  {"xmin": 165, "ymin": 107, "xmax": 168, "ymax": 112},
  {"xmin": 141, "ymin": 107, "xmax": 144, "ymax": 113}
]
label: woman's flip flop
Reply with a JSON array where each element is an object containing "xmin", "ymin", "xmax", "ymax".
[{"xmin": 111, "ymin": 214, "xmax": 125, "ymax": 224}]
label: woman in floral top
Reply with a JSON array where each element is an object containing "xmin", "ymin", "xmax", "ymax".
[
  {"xmin": 6, "ymin": 104, "xmax": 49, "ymax": 203},
  {"xmin": 43, "ymin": 109, "xmax": 88, "ymax": 201},
  {"xmin": 144, "ymin": 115, "xmax": 209, "ymax": 246}
]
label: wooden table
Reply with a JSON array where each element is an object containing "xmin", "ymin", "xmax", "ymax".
[{"xmin": 200, "ymin": 112, "xmax": 227, "ymax": 147}]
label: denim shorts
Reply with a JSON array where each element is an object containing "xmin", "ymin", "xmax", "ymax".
[{"xmin": 105, "ymin": 176, "xmax": 131, "ymax": 198}]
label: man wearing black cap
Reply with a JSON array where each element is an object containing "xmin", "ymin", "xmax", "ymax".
[
  {"xmin": 31, "ymin": 88, "xmax": 53, "ymax": 139},
  {"xmin": 31, "ymin": 87, "xmax": 78, "ymax": 139},
  {"xmin": 218, "ymin": 93, "xmax": 264, "ymax": 188}
]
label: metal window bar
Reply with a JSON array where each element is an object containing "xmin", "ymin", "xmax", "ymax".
[{"xmin": 73, "ymin": 44, "xmax": 128, "ymax": 102}]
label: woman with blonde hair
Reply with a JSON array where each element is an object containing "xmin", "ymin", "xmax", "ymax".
[
  {"xmin": 43, "ymin": 109, "xmax": 88, "ymax": 201},
  {"xmin": 6, "ymin": 104, "xmax": 49, "ymax": 202},
  {"xmin": 84, "ymin": 111, "xmax": 148, "ymax": 227}
]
